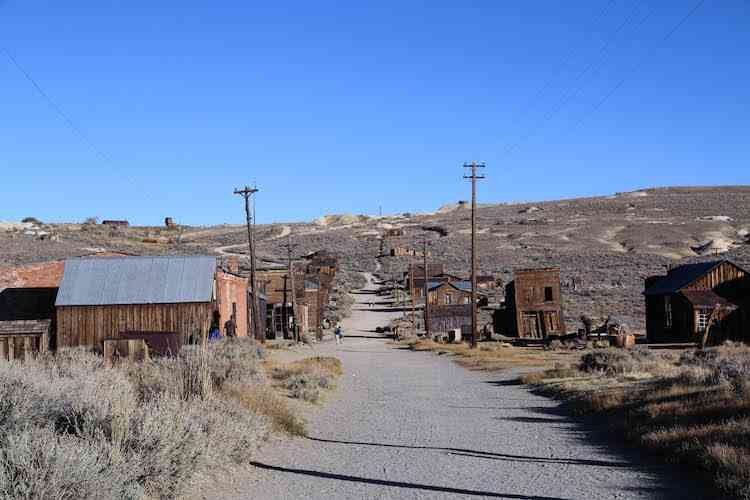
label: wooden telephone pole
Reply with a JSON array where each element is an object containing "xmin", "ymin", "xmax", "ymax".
[
  {"xmin": 280, "ymin": 237, "xmax": 300, "ymax": 342},
  {"xmin": 422, "ymin": 238, "xmax": 431, "ymax": 339},
  {"xmin": 234, "ymin": 186, "xmax": 263, "ymax": 343},
  {"xmin": 410, "ymin": 261, "xmax": 417, "ymax": 337},
  {"xmin": 464, "ymin": 162, "xmax": 485, "ymax": 348}
]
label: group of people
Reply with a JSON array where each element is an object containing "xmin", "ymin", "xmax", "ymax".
[{"xmin": 205, "ymin": 309, "xmax": 346, "ymax": 345}]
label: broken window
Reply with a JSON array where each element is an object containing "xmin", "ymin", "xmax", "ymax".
[
  {"xmin": 697, "ymin": 309, "xmax": 710, "ymax": 332},
  {"xmin": 665, "ymin": 296, "xmax": 673, "ymax": 329},
  {"xmin": 544, "ymin": 287, "xmax": 554, "ymax": 302}
]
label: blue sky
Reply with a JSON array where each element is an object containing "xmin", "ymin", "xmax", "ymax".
[{"xmin": 1, "ymin": 1, "xmax": 748, "ymax": 225}]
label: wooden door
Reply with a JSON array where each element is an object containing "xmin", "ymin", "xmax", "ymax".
[
  {"xmin": 542, "ymin": 311, "xmax": 560, "ymax": 336},
  {"xmin": 523, "ymin": 313, "xmax": 541, "ymax": 338}
]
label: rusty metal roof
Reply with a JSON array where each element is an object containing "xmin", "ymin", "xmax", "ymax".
[
  {"xmin": 56, "ymin": 256, "xmax": 216, "ymax": 306},
  {"xmin": 0, "ymin": 319, "xmax": 51, "ymax": 335},
  {"xmin": 680, "ymin": 290, "xmax": 736, "ymax": 308}
]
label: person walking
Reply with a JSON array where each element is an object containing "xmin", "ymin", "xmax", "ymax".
[{"xmin": 334, "ymin": 323, "xmax": 344, "ymax": 344}]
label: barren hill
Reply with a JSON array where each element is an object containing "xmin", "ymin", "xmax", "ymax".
[{"xmin": 3, "ymin": 186, "xmax": 749, "ymax": 332}]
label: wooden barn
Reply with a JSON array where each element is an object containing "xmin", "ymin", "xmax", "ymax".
[
  {"xmin": 497, "ymin": 268, "xmax": 565, "ymax": 339},
  {"xmin": 644, "ymin": 260, "xmax": 750, "ymax": 344},
  {"xmin": 55, "ymin": 255, "xmax": 221, "ymax": 348}
]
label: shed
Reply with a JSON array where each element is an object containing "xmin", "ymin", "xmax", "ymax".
[
  {"xmin": 644, "ymin": 260, "xmax": 750, "ymax": 343},
  {"xmin": 56, "ymin": 255, "xmax": 217, "ymax": 348}
]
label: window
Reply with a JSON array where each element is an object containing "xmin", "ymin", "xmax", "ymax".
[
  {"xmin": 444, "ymin": 294, "xmax": 453, "ymax": 305},
  {"xmin": 544, "ymin": 287, "xmax": 554, "ymax": 302},
  {"xmin": 664, "ymin": 296, "xmax": 672, "ymax": 329},
  {"xmin": 697, "ymin": 310, "xmax": 710, "ymax": 332}
]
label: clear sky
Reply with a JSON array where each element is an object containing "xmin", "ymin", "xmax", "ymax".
[{"xmin": 1, "ymin": 1, "xmax": 748, "ymax": 225}]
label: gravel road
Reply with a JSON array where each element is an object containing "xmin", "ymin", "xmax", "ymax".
[{"xmin": 237, "ymin": 274, "xmax": 712, "ymax": 500}]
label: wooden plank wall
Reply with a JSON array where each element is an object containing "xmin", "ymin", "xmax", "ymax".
[
  {"xmin": 57, "ymin": 302, "xmax": 214, "ymax": 349},
  {"xmin": 686, "ymin": 262, "xmax": 747, "ymax": 290}
]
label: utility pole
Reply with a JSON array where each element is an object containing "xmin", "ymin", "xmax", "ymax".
[
  {"xmin": 234, "ymin": 186, "xmax": 262, "ymax": 343},
  {"xmin": 463, "ymin": 162, "xmax": 485, "ymax": 348},
  {"xmin": 410, "ymin": 261, "xmax": 416, "ymax": 337},
  {"xmin": 280, "ymin": 237, "xmax": 300, "ymax": 342},
  {"xmin": 422, "ymin": 237, "xmax": 431, "ymax": 339}
]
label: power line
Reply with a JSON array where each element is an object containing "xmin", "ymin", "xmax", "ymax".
[
  {"xmin": 504, "ymin": 2, "xmax": 654, "ymax": 155},
  {"xmin": 502, "ymin": 0, "xmax": 618, "ymax": 137},
  {"xmin": 1, "ymin": 47, "xmax": 108, "ymax": 161},
  {"xmin": 565, "ymin": 0, "xmax": 706, "ymax": 136}
]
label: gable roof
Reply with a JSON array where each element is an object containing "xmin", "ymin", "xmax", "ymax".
[
  {"xmin": 645, "ymin": 260, "xmax": 744, "ymax": 295},
  {"xmin": 56, "ymin": 256, "xmax": 217, "ymax": 306},
  {"xmin": 428, "ymin": 280, "xmax": 489, "ymax": 295}
]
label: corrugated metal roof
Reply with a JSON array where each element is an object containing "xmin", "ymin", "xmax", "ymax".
[{"xmin": 56, "ymin": 256, "xmax": 217, "ymax": 306}]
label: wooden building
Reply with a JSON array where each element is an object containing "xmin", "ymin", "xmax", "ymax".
[
  {"xmin": 498, "ymin": 267, "xmax": 565, "ymax": 339},
  {"xmin": 383, "ymin": 228, "xmax": 405, "ymax": 237},
  {"xmin": 644, "ymin": 260, "xmax": 750, "ymax": 344},
  {"xmin": 55, "ymin": 256, "xmax": 224, "ymax": 348},
  {"xmin": 102, "ymin": 220, "xmax": 130, "ymax": 227},
  {"xmin": 427, "ymin": 281, "xmax": 488, "ymax": 306},
  {"xmin": 427, "ymin": 304, "xmax": 472, "ymax": 335}
]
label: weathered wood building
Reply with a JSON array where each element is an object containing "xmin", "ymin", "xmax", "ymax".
[
  {"xmin": 55, "ymin": 256, "xmax": 221, "ymax": 348},
  {"xmin": 427, "ymin": 280, "xmax": 488, "ymax": 306},
  {"xmin": 426, "ymin": 304, "xmax": 472, "ymax": 335},
  {"xmin": 497, "ymin": 267, "xmax": 565, "ymax": 339},
  {"xmin": 644, "ymin": 260, "xmax": 750, "ymax": 343}
]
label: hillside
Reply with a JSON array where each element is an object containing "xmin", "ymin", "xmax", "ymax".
[{"xmin": 3, "ymin": 186, "xmax": 749, "ymax": 332}]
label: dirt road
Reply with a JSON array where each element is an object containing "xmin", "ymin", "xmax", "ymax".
[{"xmin": 238, "ymin": 275, "xmax": 711, "ymax": 499}]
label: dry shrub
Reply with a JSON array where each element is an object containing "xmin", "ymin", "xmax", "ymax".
[
  {"xmin": 580, "ymin": 347, "xmax": 673, "ymax": 376},
  {"xmin": 223, "ymin": 384, "xmax": 306, "ymax": 436},
  {"xmin": 0, "ymin": 427, "xmax": 138, "ymax": 500},
  {"xmin": 528, "ymin": 341, "xmax": 750, "ymax": 499},
  {"xmin": 269, "ymin": 356, "xmax": 343, "ymax": 403},
  {"xmin": 0, "ymin": 343, "xmax": 271, "ymax": 500}
]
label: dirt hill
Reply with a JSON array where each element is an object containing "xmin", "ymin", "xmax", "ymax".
[{"xmin": 3, "ymin": 186, "xmax": 749, "ymax": 332}]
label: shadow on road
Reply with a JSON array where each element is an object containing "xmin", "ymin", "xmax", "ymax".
[
  {"xmin": 304, "ymin": 437, "xmax": 634, "ymax": 468},
  {"xmin": 249, "ymin": 461, "xmax": 567, "ymax": 500}
]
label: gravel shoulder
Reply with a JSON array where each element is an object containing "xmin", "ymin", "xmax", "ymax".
[{"xmin": 235, "ymin": 275, "xmax": 713, "ymax": 500}]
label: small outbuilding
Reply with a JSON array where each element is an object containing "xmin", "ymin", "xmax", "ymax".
[{"xmin": 644, "ymin": 260, "xmax": 750, "ymax": 344}]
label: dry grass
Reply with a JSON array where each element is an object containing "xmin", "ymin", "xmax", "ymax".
[
  {"xmin": 266, "ymin": 356, "xmax": 343, "ymax": 403},
  {"xmin": 404, "ymin": 339, "xmax": 577, "ymax": 371},
  {"xmin": 222, "ymin": 384, "xmax": 306, "ymax": 437},
  {"xmin": 523, "ymin": 342, "xmax": 750, "ymax": 499}
]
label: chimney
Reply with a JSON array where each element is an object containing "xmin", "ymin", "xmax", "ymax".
[{"xmin": 226, "ymin": 256, "xmax": 240, "ymax": 274}]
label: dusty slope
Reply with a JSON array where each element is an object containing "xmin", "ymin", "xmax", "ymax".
[{"xmin": 4, "ymin": 186, "xmax": 750, "ymax": 331}]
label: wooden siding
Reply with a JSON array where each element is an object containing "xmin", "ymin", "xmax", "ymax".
[
  {"xmin": 646, "ymin": 261, "xmax": 750, "ymax": 343},
  {"xmin": 684, "ymin": 261, "xmax": 748, "ymax": 294},
  {"xmin": 57, "ymin": 302, "xmax": 214, "ymax": 349},
  {"xmin": 511, "ymin": 268, "xmax": 565, "ymax": 338}
]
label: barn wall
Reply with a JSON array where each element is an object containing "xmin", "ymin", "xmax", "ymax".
[{"xmin": 57, "ymin": 302, "xmax": 214, "ymax": 349}]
